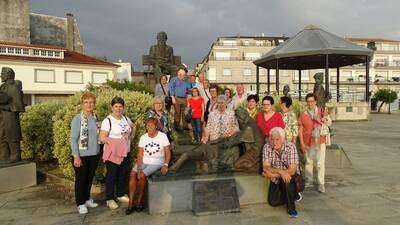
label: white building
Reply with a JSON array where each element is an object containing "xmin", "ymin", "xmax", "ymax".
[
  {"xmin": 115, "ymin": 60, "xmax": 133, "ymax": 81},
  {"xmin": 0, "ymin": 41, "xmax": 119, "ymax": 105}
]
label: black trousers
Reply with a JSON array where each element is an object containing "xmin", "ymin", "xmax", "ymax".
[
  {"xmin": 105, "ymin": 156, "xmax": 130, "ymax": 200},
  {"xmin": 268, "ymin": 178, "xmax": 297, "ymax": 212},
  {"xmin": 72, "ymin": 155, "xmax": 100, "ymax": 206}
]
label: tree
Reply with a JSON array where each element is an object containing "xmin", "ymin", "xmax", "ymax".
[{"xmin": 374, "ymin": 89, "xmax": 398, "ymax": 114}]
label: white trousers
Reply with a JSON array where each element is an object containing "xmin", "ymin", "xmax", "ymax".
[{"xmin": 305, "ymin": 143, "xmax": 326, "ymax": 186}]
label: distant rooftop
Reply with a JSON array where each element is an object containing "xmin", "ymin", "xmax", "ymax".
[{"xmin": 346, "ymin": 38, "xmax": 400, "ymax": 43}]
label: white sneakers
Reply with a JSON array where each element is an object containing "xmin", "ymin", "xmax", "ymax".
[
  {"xmin": 85, "ymin": 199, "xmax": 99, "ymax": 208},
  {"xmin": 117, "ymin": 195, "xmax": 130, "ymax": 203},
  {"xmin": 77, "ymin": 204, "xmax": 88, "ymax": 214},
  {"xmin": 107, "ymin": 200, "xmax": 119, "ymax": 210}
]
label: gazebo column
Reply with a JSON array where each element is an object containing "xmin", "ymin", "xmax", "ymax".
[
  {"xmin": 267, "ymin": 69, "xmax": 270, "ymax": 94},
  {"xmin": 298, "ymin": 69, "xmax": 302, "ymax": 100},
  {"xmin": 256, "ymin": 66, "xmax": 260, "ymax": 95},
  {"xmin": 366, "ymin": 56, "xmax": 370, "ymax": 102},
  {"xmin": 325, "ymin": 55, "xmax": 330, "ymax": 100},
  {"xmin": 336, "ymin": 67, "xmax": 340, "ymax": 102},
  {"xmin": 276, "ymin": 59, "xmax": 280, "ymax": 94}
]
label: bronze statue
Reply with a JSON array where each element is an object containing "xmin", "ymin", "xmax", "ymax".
[
  {"xmin": 0, "ymin": 67, "xmax": 25, "ymax": 163},
  {"xmin": 283, "ymin": 85, "xmax": 290, "ymax": 97},
  {"xmin": 313, "ymin": 72, "xmax": 328, "ymax": 108},
  {"xmin": 170, "ymin": 107, "xmax": 264, "ymax": 174},
  {"xmin": 143, "ymin": 31, "xmax": 181, "ymax": 82}
]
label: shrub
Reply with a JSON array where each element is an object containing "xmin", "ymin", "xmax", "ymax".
[
  {"xmin": 20, "ymin": 101, "xmax": 63, "ymax": 162},
  {"xmin": 53, "ymin": 89, "xmax": 154, "ymax": 180}
]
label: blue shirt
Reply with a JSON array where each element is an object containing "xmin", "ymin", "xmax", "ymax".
[
  {"xmin": 70, "ymin": 113, "xmax": 100, "ymax": 157},
  {"xmin": 169, "ymin": 76, "xmax": 188, "ymax": 97}
]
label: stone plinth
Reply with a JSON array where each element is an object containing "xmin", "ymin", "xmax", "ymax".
[
  {"xmin": 0, "ymin": 161, "xmax": 36, "ymax": 193},
  {"xmin": 327, "ymin": 102, "xmax": 369, "ymax": 121},
  {"xmin": 148, "ymin": 173, "xmax": 269, "ymax": 214}
]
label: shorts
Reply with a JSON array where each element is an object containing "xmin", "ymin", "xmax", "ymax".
[{"xmin": 132, "ymin": 163, "xmax": 163, "ymax": 177}]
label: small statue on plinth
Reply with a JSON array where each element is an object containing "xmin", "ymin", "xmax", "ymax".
[
  {"xmin": 170, "ymin": 107, "xmax": 264, "ymax": 174},
  {"xmin": 313, "ymin": 72, "xmax": 328, "ymax": 108},
  {"xmin": 142, "ymin": 31, "xmax": 182, "ymax": 82},
  {"xmin": 0, "ymin": 67, "xmax": 25, "ymax": 164},
  {"xmin": 283, "ymin": 85, "xmax": 290, "ymax": 97}
]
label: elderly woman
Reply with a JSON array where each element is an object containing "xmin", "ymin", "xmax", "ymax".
[
  {"xmin": 280, "ymin": 96, "xmax": 298, "ymax": 144},
  {"xmin": 262, "ymin": 127, "xmax": 301, "ymax": 218},
  {"xmin": 126, "ymin": 117, "xmax": 171, "ymax": 214},
  {"xmin": 246, "ymin": 94, "xmax": 259, "ymax": 119},
  {"xmin": 100, "ymin": 97, "xmax": 136, "ymax": 210},
  {"xmin": 225, "ymin": 88, "xmax": 234, "ymax": 110},
  {"xmin": 146, "ymin": 96, "xmax": 173, "ymax": 142},
  {"xmin": 256, "ymin": 96, "xmax": 285, "ymax": 140},
  {"xmin": 70, "ymin": 92, "xmax": 100, "ymax": 214},
  {"xmin": 154, "ymin": 74, "xmax": 172, "ymax": 111},
  {"xmin": 202, "ymin": 95, "xmax": 239, "ymax": 144}
]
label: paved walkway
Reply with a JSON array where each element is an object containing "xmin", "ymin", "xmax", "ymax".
[{"xmin": 1, "ymin": 113, "xmax": 400, "ymax": 225}]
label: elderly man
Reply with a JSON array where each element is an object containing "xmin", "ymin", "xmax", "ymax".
[
  {"xmin": 169, "ymin": 68, "xmax": 188, "ymax": 131},
  {"xmin": 202, "ymin": 95, "xmax": 239, "ymax": 144},
  {"xmin": 262, "ymin": 127, "xmax": 300, "ymax": 218},
  {"xmin": 231, "ymin": 83, "xmax": 246, "ymax": 109}
]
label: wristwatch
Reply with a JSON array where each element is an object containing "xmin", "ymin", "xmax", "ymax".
[{"xmin": 163, "ymin": 163, "xmax": 169, "ymax": 167}]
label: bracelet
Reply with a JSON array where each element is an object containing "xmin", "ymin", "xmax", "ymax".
[{"xmin": 163, "ymin": 163, "xmax": 169, "ymax": 166}]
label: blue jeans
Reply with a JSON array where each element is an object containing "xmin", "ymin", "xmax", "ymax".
[{"xmin": 191, "ymin": 118, "xmax": 202, "ymax": 142}]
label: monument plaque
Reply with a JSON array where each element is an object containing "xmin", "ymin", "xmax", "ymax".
[{"xmin": 192, "ymin": 179, "xmax": 240, "ymax": 215}]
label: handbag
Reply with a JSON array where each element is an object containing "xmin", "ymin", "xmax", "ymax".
[
  {"xmin": 160, "ymin": 84, "xmax": 173, "ymax": 106},
  {"xmin": 294, "ymin": 171, "xmax": 305, "ymax": 193}
]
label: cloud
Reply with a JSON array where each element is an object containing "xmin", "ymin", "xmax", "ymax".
[{"xmin": 30, "ymin": 0, "xmax": 400, "ymax": 70}]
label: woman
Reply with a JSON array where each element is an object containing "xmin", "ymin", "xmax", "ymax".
[
  {"xmin": 100, "ymin": 97, "xmax": 136, "ymax": 210},
  {"xmin": 154, "ymin": 74, "xmax": 172, "ymax": 111},
  {"xmin": 247, "ymin": 94, "xmax": 259, "ymax": 119},
  {"xmin": 126, "ymin": 117, "xmax": 171, "ymax": 214},
  {"xmin": 256, "ymin": 96, "xmax": 285, "ymax": 140},
  {"xmin": 188, "ymin": 87, "xmax": 204, "ymax": 143},
  {"xmin": 70, "ymin": 92, "xmax": 100, "ymax": 214},
  {"xmin": 280, "ymin": 96, "xmax": 298, "ymax": 144},
  {"xmin": 225, "ymin": 88, "xmax": 234, "ymax": 110}
]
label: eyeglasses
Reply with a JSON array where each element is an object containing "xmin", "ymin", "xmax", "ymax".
[
  {"xmin": 306, "ymin": 100, "xmax": 316, "ymax": 103},
  {"xmin": 263, "ymin": 103, "xmax": 271, "ymax": 106}
]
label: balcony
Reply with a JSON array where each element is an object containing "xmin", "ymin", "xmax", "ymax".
[
  {"xmin": 374, "ymin": 60, "xmax": 400, "ymax": 68},
  {"xmin": 214, "ymin": 41, "xmax": 275, "ymax": 47}
]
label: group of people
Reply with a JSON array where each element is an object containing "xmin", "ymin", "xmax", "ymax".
[{"xmin": 70, "ymin": 67, "xmax": 331, "ymax": 218}]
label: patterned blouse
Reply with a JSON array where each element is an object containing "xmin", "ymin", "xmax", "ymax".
[
  {"xmin": 146, "ymin": 110, "xmax": 172, "ymax": 135},
  {"xmin": 247, "ymin": 108, "xmax": 258, "ymax": 119},
  {"xmin": 281, "ymin": 111, "xmax": 298, "ymax": 142},
  {"xmin": 205, "ymin": 109, "xmax": 239, "ymax": 141}
]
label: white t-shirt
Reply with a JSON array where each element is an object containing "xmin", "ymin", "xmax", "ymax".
[
  {"xmin": 138, "ymin": 132, "xmax": 170, "ymax": 165},
  {"xmin": 101, "ymin": 115, "xmax": 133, "ymax": 150}
]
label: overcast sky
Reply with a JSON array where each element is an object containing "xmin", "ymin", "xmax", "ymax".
[{"xmin": 31, "ymin": 0, "xmax": 400, "ymax": 70}]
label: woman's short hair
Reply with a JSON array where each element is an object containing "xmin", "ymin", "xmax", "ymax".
[
  {"xmin": 145, "ymin": 117, "xmax": 158, "ymax": 126},
  {"xmin": 191, "ymin": 87, "xmax": 199, "ymax": 95},
  {"xmin": 111, "ymin": 96, "xmax": 125, "ymax": 107},
  {"xmin": 217, "ymin": 94, "xmax": 227, "ymax": 103},
  {"xmin": 153, "ymin": 96, "xmax": 165, "ymax": 109},
  {"xmin": 209, "ymin": 84, "xmax": 218, "ymax": 91},
  {"xmin": 306, "ymin": 93, "xmax": 318, "ymax": 101},
  {"xmin": 280, "ymin": 96, "xmax": 292, "ymax": 108},
  {"xmin": 262, "ymin": 95, "xmax": 274, "ymax": 105},
  {"xmin": 159, "ymin": 74, "xmax": 168, "ymax": 82},
  {"xmin": 247, "ymin": 94, "xmax": 259, "ymax": 103},
  {"xmin": 269, "ymin": 127, "xmax": 286, "ymax": 140},
  {"xmin": 80, "ymin": 92, "xmax": 96, "ymax": 104}
]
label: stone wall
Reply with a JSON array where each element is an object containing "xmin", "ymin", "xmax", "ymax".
[{"xmin": 0, "ymin": 0, "xmax": 30, "ymax": 44}]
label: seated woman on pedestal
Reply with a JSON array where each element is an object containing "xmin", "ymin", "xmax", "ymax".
[{"xmin": 126, "ymin": 117, "xmax": 171, "ymax": 215}]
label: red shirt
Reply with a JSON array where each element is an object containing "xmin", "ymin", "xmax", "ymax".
[
  {"xmin": 189, "ymin": 97, "xmax": 204, "ymax": 119},
  {"xmin": 298, "ymin": 109, "xmax": 326, "ymax": 148},
  {"xmin": 256, "ymin": 112, "xmax": 285, "ymax": 139}
]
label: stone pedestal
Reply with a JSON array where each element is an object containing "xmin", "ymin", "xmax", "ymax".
[
  {"xmin": 327, "ymin": 102, "xmax": 369, "ymax": 121},
  {"xmin": 0, "ymin": 161, "xmax": 36, "ymax": 193},
  {"xmin": 148, "ymin": 173, "xmax": 269, "ymax": 214}
]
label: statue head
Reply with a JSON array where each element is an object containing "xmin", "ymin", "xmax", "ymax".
[
  {"xmin": 156, "ymin": 31, "xmax": 168, "ymax": 46},
  {"xmin": 235, "ymin": 107, "xmax": 251, "ymax": 128},
  {"xmin": 313, "ymin": 72, "xmax": 324, "ymax": 85},
  {"xmin": 1, "ymin": 67, "xmax": 15, "ymax": 83},
  {"xmin": 283, "ymin": 85, "xmax": 290, "ymax": 96}
]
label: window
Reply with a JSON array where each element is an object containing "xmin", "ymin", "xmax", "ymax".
[
  {"xmin": 33, "ymin": 49, "xmax": 40, "ymax": 56},
  {"xmin": 0, "ymin": 47, "xmax": 6, "ymax": 53},
  {"xmin": 243, "ymin": 40, "xmax": 250, "ymax": 46},
  {"xmin": 35, "ymin": 69, "xmax": 55, "ymax": 83},
  {"xmin": 54, "ymin": 51, "xmax": 61, "ymax": 57},
  {"xmin": 222, "ymin": 40, "xmax": 237, "ymax": 46},
  {"xmin": 223, "ymin": 68, "xmax": 232, "ymax": 76},
  {"xmin": 256, "ymin": 41, "xmax": 263, "ymax": 46},
  {"xmin": 65, "ymin": 71, "xmax": 83, "ymax": 84},
  {"xmin": 92, "ymin": 72, "xmax": 109, "ymax": 84},
  {"xmin": 48, "ymin": 51, "xmax": 54, "ymax": 57},
  {"xmin": 40, "ymin": 50, "xmax": 47, "ymax": 56},
  {"xmin": 7, "ymin": 47, "xmax": 15, "ymax": 54},
  {"xmin": 215, "ymin": 52, "xmax": 231, "ymax": 60},
  {"xmin": 245, "ymin": 52, "xmax": 261, "ymax": 60},
  {"xmin": 208, "ymin": 67, "xmax": 216, "ymax": 81},
  {"xmin": 15, "ymin": 48, "xmax": 22, "ymax": 54},
  {"xmin": 23, "ymin": 48, "xmax": 29, "ymax": 55},
  {"xmin": 293, "ymin": 70, "xmax": 310, "ymax": 81},
  {"xmin": 243, "ymin": 68, "xmax": 252, "ymax": 76}
]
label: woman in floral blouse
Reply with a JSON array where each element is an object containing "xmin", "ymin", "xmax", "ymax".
[
  {"xmin": 280, "ymin": 96, "xmax": 298, "ymax": 144},
  {"xmin": 146, "ymin": 96, "xmax": 173, "ymax": 143}
]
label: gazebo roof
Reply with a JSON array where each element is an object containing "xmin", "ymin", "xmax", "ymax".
[{"xmin": 253, "ymin": 25, "xmax": 374, "ymax": 70}]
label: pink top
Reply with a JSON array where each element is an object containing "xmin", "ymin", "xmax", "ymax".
[
  {"xmin": 298, "ymin": 109, "xmax": 326, "ymax": 148},
  {"xmin": 256, "ymin": 112, "xmax": 285, "ymax": 139},
  {"xmin": 102, "ymin": 137, "xmax": 129, "ymax": 165}
]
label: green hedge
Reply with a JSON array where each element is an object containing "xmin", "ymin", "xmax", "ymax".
[
  {"xmin": 20, "ymin": 101, "xmax": 63, "ymax": 162},
  {"xmin": 53, "ymin": 89, "xmax": 154, "ymax": 180}
]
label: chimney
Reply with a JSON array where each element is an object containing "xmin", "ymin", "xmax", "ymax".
[{"xmin": 66, "ymin": 13, "xmax": 74, "ymax": 51}]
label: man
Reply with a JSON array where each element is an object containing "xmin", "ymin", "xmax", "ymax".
[
  {"xmin": 0, "ymin": 67, "xmax": 25, "ymax": 163},
  {"xmin": 298, "ymin": 93, "xmax": 331, "ymax": 193},
  {"xmin": 148, "ymin": 31, "xmax": 178, "ymax": 80},
  {"xmin": 204, "ymin": 84, "xmax": 218, "ymax": 124},
  {"xmin": 199, "ymin": 77, "xmax": 210, "ymax": 106},
  {"xmin": 169, "ymin": 68, "xmax": 188, "ymax": 131},
  {"xmin": 231, "ymin": 84, "xmax": 246, "ymax": 109},
  {"xmin": 262, "ymin": 127, "xmax": 300, "ymax": 218}
]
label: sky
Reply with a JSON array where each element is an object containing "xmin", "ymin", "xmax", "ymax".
[{"xmin": 30, "ymin": 0, "xmax": 400, "ymax": 71}]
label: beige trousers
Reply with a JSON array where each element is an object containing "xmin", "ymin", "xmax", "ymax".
[{"xmin": 304, "ymin": 143, "xmax": 326, "ymax": 186}]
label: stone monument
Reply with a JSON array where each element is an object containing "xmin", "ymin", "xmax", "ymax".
[
  {"xmin": 142, "ymin": 31, "xmax": 182, "ymax": 82},
  {"xmin": 313, "ymin": 72, "xmax": 328, "ymax": 108},
  {"xmin": 283, "ymin": 84, "xmax": 290, "ymax": 97}
]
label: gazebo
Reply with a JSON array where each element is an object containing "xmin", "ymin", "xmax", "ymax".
[{"xmin": 253, "ymin": 25, "xmax": 374, "ymax": 102}]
